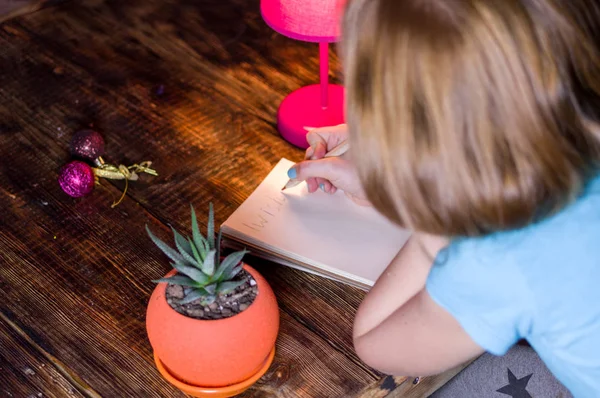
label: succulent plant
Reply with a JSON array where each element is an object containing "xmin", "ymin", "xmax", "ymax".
[{"xmin": 147, "ymin": 203, "xmax": 248, "ymax": 306}]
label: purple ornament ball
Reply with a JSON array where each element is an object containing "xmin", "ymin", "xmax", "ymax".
[
  {"xmin": 70, "ymin": 129, "xmax": 105, "ymax": 160},
  {"xmin": 58, "ymin": 161, "xmax": 95, "ymax": 198}
]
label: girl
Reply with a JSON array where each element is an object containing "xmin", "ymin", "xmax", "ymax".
[{"xmin": 286, "ymin": 0, "xmax": 600, "ymax": 396}]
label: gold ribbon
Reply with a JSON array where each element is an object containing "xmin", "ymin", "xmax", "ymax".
[{"xmin": 92, "ymin": 157, "xmax": 158, "ymax": 207}]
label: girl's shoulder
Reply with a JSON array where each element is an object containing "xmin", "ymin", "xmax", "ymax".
[{"xmin": 458, "ymin": 172, "xmax": 600, "ymax": 258}]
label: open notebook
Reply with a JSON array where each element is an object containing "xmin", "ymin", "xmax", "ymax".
[{"xmin": 220, "ymin": 158, "xmax": 412, "ymax": 290}]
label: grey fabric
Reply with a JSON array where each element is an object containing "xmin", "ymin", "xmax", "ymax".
[{"xmin": 431, "ymin": 345, "xmax": 573, "ymax": 398}]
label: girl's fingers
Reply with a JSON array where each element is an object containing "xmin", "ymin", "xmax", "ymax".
[
  {"xmin": 306, "ymin": 124, "xmax": 348, "ymax": 148},
  {"xmin": 303, "ymin": 125, "xmax": 348, "ymax": 173},
  {"xmin": 315, "ymin": 177, "xmax": 328, "ymax": 192},
  {"xmin": 305, "ymin": 145, "xmax": 319, "ymax": 191},
  {"xmin": 305, "ymin": 146, "xmax": 314, "ymax": 160},
  {"xmin": 313, "ymin": 141, "xmax": 327, "ymax": 159},
  {"xmin": 306, "ymin": 177, "xmax": 319, "ymax": 193},
  {"xmin": 319, "ymin": 179, "xmax": 334, "ymax": 193},
  {"xmin": 306, "ymin": 141, "xmax": 325, "ymax": 192},
  {"xmin": 297, "ymin": 127, "xmax": 353, "ymax": 197},
  {"xmin": 292, "ymin": 157, "xmax": 346, "ymax": 183},
  {"xmin": 290, "ymin": 157, "xmax": 368, "ymax": 201}
]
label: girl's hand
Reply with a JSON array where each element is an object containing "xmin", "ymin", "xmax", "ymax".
[
  {"xmin": 302, "ymin": 124, "xmax": 347, "ymax": 193},
  {"xmin": 288, "ymin": 124, "xmax": 371, "ymax": 206}
]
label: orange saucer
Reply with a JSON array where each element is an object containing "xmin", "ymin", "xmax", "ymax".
[{"xmin": 154, "ymin": 348, "xmax": 275, "ymax": 397}]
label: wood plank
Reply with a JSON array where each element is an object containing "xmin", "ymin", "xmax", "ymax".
[
  {"xmin": 0, "ymin": 128, "xmax": 186, "ymax": 397},
  {"xmin": 242, "ymin": 311, "xmax": 375, "ymax": 398},
  {"xmin": 0, "ymin": 314, "xmax": 87, "ymax": 398},
  {"xmin": 0, "ymin": 84, "xmax": 376, "ymax": 398},
  {"xmin": 386, "ymin": 359, "xmax": 477, "ymax": 398},
  {"xmin": 1, "ymin": 0, "xmax": 368, "ymax": 374},
  {"xmin": 0, "ymin": 127, "xmax": 376, "ymax": 396},
  {"xmin": 0, "ymin": 0, "xmax": 70, "ymax": 23},
  {"xmin": 353, "ymin": 359, "xmax": 477, "ymax": 398},
  {"xmin": 250, "ymin": 259, "xmax": 378, "ymax": 377}
]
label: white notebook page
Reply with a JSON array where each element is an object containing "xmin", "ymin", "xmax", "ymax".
[{"xmin": 221, "ymin": 158, "xmax": 412, "ymax": 287}]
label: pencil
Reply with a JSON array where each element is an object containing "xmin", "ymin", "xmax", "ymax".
[{"xmin": 281, "ymin": 140, "xmax": 349, "ymax": 190}]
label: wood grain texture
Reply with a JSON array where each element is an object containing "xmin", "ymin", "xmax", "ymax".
[
  {"xmin": 0, "ymin": 314, "xmax": 86, "ymax": 398},
  {"xmin": 0, "ymin": 126, "xmax": 188, "ymax": 397},
  {"xmin": 0, "ymin": 0, "xmax": 69, "ymax": 23},
  {"xmin": 0, "ymin": 126, "xmax": 377, "ymax": 396},
  {"xmin": 354, "ymin": 359, "xmax": 477, "ymax": 398},
  {"xmin": 386, "ymin": 360, "xmax": 477, "ymax": 398},
  {"xmin": 0, "ymin": 0, "xmax": 470, "ymax": 396},
  {"xmin": 241, "ymin": 311, "xmax": 376, "ymax": 398},
  {"xmin": 252, "ymin": 260, "xmax": 377, "ymax": 377}
]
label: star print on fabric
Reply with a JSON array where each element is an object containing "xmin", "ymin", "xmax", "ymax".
[{"xmin": 496, "ymin": 368, "xmax": 533, "ymax": 398}]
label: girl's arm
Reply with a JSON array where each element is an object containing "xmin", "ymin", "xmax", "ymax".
[{"xmin": 353, "ymin": 233, "xmax": 483, "ymax": 376}]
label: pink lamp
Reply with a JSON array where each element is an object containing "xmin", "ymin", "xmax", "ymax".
[{"xmin": 261, "ymin": 0, "xmax": 346, "ymax": 149}]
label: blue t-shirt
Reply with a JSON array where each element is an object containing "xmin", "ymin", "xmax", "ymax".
[{"xmin": 426, "ymin": 175, "xmax": 600, "ymax": 397}]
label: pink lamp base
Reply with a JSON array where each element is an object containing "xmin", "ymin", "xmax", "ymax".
[{"xmin": 277, "ymin": 84, "xmax": 345, "ymax": 149}]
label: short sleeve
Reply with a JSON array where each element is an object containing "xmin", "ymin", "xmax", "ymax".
[{"xmin": 426, "ymin": 236, "xmax": 533, "ymax": 355}]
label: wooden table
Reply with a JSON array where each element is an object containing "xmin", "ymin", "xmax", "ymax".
[{"xmin": 0, "ymin": 1, "xmax": 471, "ymax": 396}]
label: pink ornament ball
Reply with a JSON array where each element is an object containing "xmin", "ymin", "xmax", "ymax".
[
  {"xmin": 70, "ymin": 129, "xmax": 105, "ymax": 160},
  {"xmin": 58, "ymin": 161, "xmax": 95, "ymax": 198}
]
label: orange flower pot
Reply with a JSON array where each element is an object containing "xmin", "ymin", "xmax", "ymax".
[{"xmin": 146, "ymin": 264, "xmax": 279, "ymax": 395}]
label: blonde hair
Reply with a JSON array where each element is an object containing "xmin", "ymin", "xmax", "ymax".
[{"xmin": 341, "ymin": 0, "xmax": 600, "ymax": 236}]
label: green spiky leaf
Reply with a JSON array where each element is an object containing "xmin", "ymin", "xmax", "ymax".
[
  {"xmin": 217, "ymin": 280, "xmax": 245, "ymax": 294},
  {"xmin": 152, "ymin": 275, "xmax": 198, "ymax": 287},
  {"xmin": 200, "ymin": 294, "xmax": 216, "ymax": 306},
  {"xmin": 199, "ymin": 236, "xmax": 209, "ymax": 259},
  {"xmin": 216, "ymin": 228, "xmax": 222, "ymax": 265},
  {"xmin": 147, "ymin": 205, "xmax": 251, "ymax": 302},
  {"xmin": 201, "ymin": 250, "xmax": 216, "ymax": 275},
  {"xmin": 226, "ymin": 265, "xmax": 243, "ymax": 280},
  {"xmin": 188, "ymin": 237, "xmax": 203, "ymax": 265},
  {"xmin": 180, "ymin": 289, "xmax": 206, "ymax": 305},
  {"xmin": 190, "ymin": 205, "xmax": 207, "ymax": 258},
  {"xmin": 214, "ymin": 250, "xmax": 247, "ymax": 281},
  {"xmin": 204, "ymin": 283, "xmax": 217, "ymax": 295},
  {"xmin": 172, "ymin": 262, "xmax": 209, "ymax": 285},
  {"xmin": 207, "ymin": 202, "xmax": 215, "ymax": 250},
  {"xmin": 146, "ymin": 225, "xmax": 185, "ymax": 264},
  {"xmin": 171, "ymin": 226, "xmax": 192, "ymax": 255},
  {"xmin": 171, "ymin": 227, "xmax": 200, "ymax": 267},
  {"xmin": 213, "ymin": 261, "xmax": 228, "ymax": 281}
]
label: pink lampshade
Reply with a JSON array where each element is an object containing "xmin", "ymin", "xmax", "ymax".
[{"xmin": 261, "ymin": 0, "xmax": 346, "ymax": 43}]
